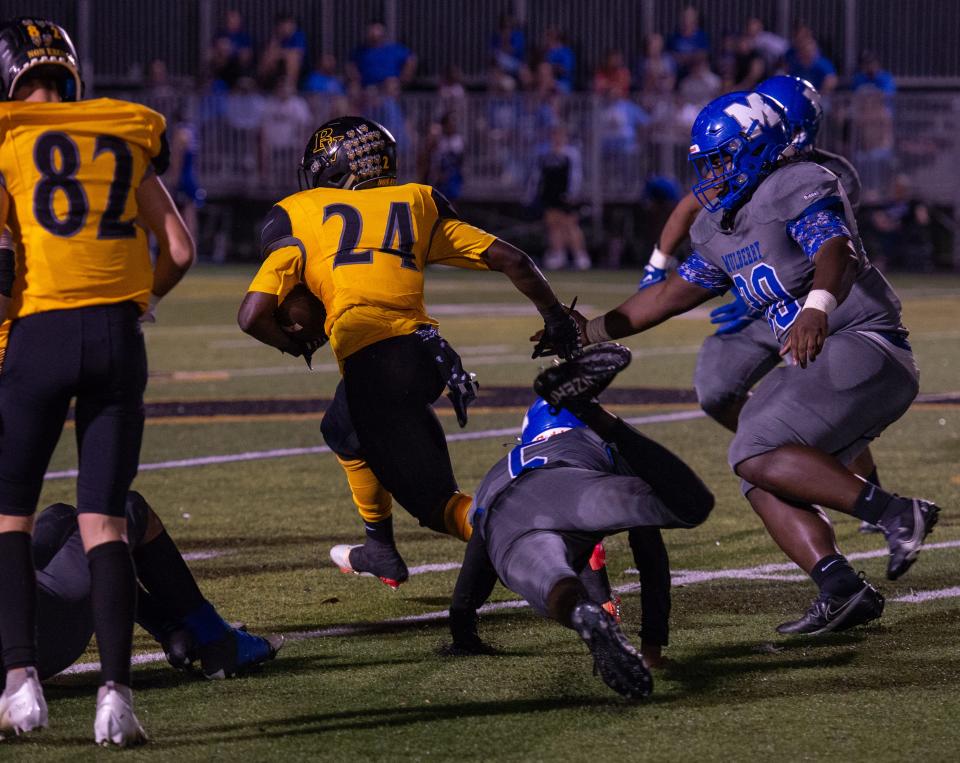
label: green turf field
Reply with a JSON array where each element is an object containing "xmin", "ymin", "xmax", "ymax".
[{"xmin": 16, "ymin": 267, "xmax": 960, "ymax": 760}]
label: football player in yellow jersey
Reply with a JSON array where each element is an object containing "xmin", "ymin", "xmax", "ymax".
[
  {"xmin": 0, "ymin": 18, "xmax": 194, "ymax": 747},
  {"xmin": 239, "ymin": 116, "xmax": 580, "ymax": 588}
]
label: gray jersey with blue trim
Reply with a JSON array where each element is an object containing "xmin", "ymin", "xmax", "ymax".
[
  {"xmin": 685, "ymin": 161, "xmax": 905, "ymax": 344},
  {"xmin": 473, "ymin": 428, "xmax": 617, "ymax": 519}
]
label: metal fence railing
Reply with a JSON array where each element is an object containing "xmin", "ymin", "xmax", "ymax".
[
  {"xmin": 2, "ymin": 0, "xmax": 959, "ymax": 87},
  {"xmin": 128, "ymin": 90, "xmax": 960, "ymax": 218}
]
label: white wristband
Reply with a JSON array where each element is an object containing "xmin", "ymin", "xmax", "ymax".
[
  {"xmin": 585, "ymin": 315, "xmax": 613, "ymax": 345},
  {"xmin": 649, "ymin": 246, "xmax": 679, "ymax": 272},
  {"xmin": 802, "ymin": 289, "xmax": 837, "ymax": 315}
]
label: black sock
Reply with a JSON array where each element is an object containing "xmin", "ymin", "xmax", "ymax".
[
  {"xmin": 810, "ymin": 554, "xmax": 862, "ymax": 598},
  {"xmin": 133, "ymin": 530, "xmax": 206, "ymax": 620},
  {"xmin": 88, "ymin": 541, "xmax": 136, "ymax": 687},
  {"xmin": 851, "ymin": 481, "xmax": 898, "ymax": 525},
  {"xmin": 0, "ymin": 531, "xmax": 37, "ymax": 670},
  {"xmin": 866, "ymin": 467, "xmax": 881, "ymax": 489},
  {"xmin": 364, "ymin": 516, "xmax": 395, "ymax": 546}
]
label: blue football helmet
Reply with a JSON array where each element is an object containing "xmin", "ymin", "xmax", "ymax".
[
  {"xmin": 755, "ymin": 75, "xmax": 822, "ymax": 152},
  {"xmin": 689, "ymin": 91, "xmax": 790, "ymax": 212},
  {"xmin": 520, "ymin": 398, "xmax": 586, "ymax": 445}
]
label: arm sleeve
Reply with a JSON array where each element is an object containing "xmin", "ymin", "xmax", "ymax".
[
  {"xmin": 607, "ymin": 417, "xmax": 714, "ymax": 528},
  {"xmin": 628, "ymin": 528, "xmax": 671, "ymax": 646},
  {"xmin": 424, "ymin": 188, "xmax": 495, "ymax": 269},
  {"xmin": 150, "ymin": 130, "xmax": 171, "ymax": 175},
  {"xmin": 449, "ymin": 532, "xmax": 499, "ymax": 632},
  {"xmin": 676, "ymin": 251, "xmax": 730, "ymax": 295},
  {"xmin": 786, "ymin": 209, "xmax": 851, "ymax": 261}
]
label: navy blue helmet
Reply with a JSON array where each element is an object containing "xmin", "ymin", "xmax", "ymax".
[
  {"xmin": 755, "ymin": 75, "xmax": 823, "ymax": 152},
  {"xmin": 299, "ymin": 116, "xmax": 397, "ymax": 191},
  {"xmin": 0, "ymin": 17, "xmax": 82, "ymax": 101},
  {"xmin": 689, "ymin": 91, "xmax": 790, "ymax": 212}
]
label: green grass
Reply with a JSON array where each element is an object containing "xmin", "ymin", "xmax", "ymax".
[{"xmin": 14, "ymin": 268, "xmax": 960, "ymax": 760}]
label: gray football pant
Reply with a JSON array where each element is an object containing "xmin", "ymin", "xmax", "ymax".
[
  {"xmin": 729, "ymin": 330, "xmax": 919, "ymax": 494},
  {"xmin": 693, "ymin": 318, "xmax": 781, "ymax": 423},
  {"xmin": 481, "ymin": 467, "xmax": 704, "ymax": 617}
]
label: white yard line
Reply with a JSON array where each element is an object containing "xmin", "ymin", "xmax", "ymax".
[
  {"xmin": 43, "ymin": 409, "xmax": 706, "ymax": 480},
  {"xmin": 59, "ymin": 537, "xmax": 960, "ymax": 677}
]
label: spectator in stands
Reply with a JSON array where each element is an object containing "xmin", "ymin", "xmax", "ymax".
[
  {"xmin": 259, "ymin": 80, "xmax": 312, "ymax": 184},
  {"xmin": 258, "ymin": 12, "xmax": 307, "ymax": 90},
  {"xmin": 667, "ymin": 6, "xmax": 710, "ymax": 78},
  {"xmin": 678, "ymin": 51, "xmax": 721, "ymax": 108},
  {"xmin": 364, "ymin": 78, "xmax": 409, "ymax": 146},
  {"xmin": 167, "ymin": 109, "xmax": 205, "ymax": 250},
  {"xmin": 208, "ymin": 9, "xmax": 254, "ymax": 90},
  {"xmin": 786, "ymin": 32, "xmax": 837, "ymax": 93},
  {"xmin": 743, "ymin": 17, "xmax": 788, "ymax": 71},
  {"xmin": 636, "ymin": 33, "xmax": 677, "ymax": 124},
  {"xmin": 529, "ymin": 125, "xmax": 590, "ymax": 271},
  {"xmin": 489, "ymin": 12, "xmax": 527, "ymax": 83},
  {"xmin": 850, "ymin": 88, "xmax": 895, "ymax": 199},
  {"xmin": 869, "ymin": 175, "xmax": 934, "ymax": 272},
  {"xmin": 225, "ymin": 76, "xmax": 267, "ymax": 132},
  {"xmin": 599, "ymin": 93, "xmax": 649, "ymax": 158},
  {"xmin": 347, "ymin": 21, "xmax": 417, "ymax": 89},
  {"xmin": 304, "ymin": 53, "xmax": 346, "ymax": 96},
  {"xmin": 718, "ymin": 29, "xmax": 766, "ymax": 92},
  {"xmin": 145, "ymin": 58, "xmax": 176, "ymax": 99},
  {"xmin": 852, "ymin": 51, "xmax": 896, "ymax": 96},
  {"xmin": 543, "ymin": 27, "xmax": 575, "ymax": 93},
  {"xmin": 418, "ymin": 111, "xmax": 465, "ymax": 201},
  {"xmin": 593, "ymin": 49, "xmax": 631, "ymax": 99},
  {"xmin": 438, "ymin": 64, "xmax": 467, "ymax": 127}
]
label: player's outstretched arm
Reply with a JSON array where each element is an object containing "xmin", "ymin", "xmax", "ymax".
[
  {"xmin": 583, "ymin": 273, "xmax": 715, "ymax": 345},
  {"xmin": 780, "ymin": 236, "xmax": 857, "ymax": 368},
  {"xmin": 443, "ymin": 531, "xmax": 500, "ymax": 656},
  {"xmin": 482, "ymin": 239, "xmax": 580, "ymax": 359},
  {"xmin": 639, "ymin": 191, "xmax": 701, "ymax": 289},
  {"xmin": 575, "ymin": 403, "xmax": 714, "ymax": 527},
  {"xmin": 137, "ymin": 176, "xmax": 195, "ymax": 311}
]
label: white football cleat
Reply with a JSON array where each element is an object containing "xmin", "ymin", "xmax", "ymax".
[
  {"xmin": 0, "ymin": 669, "xmax": 48, "ymax": 739},
  {"xmin": 94, "ymin": 682, "xmax": 147, "ymax": 747}
]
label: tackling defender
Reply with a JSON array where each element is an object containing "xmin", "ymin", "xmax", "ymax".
[
  {"xmin": 638, "ymin": 77, "xmax": 883, "ymax": 533},
  {"xmin": 566, "ymin": 90, "xmax": 939, "ymax": 635},
  {"xmin": 0, "ymin": 18, "xmax": 194, "ymax": 745},
  {"xmin": 238, "ymin": 116, "xmax": 580, "ymax": 586},
  {"xmin": 445, "ymin": 345, "xmax": 713, "ymax": 697},
  {"xmin": 6, "ymin": 491, "xmax": 281, "ymax": 685}
]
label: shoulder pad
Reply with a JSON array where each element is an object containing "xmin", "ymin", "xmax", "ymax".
[{"xmin": 751, "ymin": 161, "xmax": 842, "ymax": 224}]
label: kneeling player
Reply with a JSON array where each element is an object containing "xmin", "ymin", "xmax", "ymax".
[
  {"xmin": 445, "ymin": 346, "xmax": 714, "ymax": 698},
  {"xmin": 1, "ymin": 492, "xmax": 281, "ymax": 740}
]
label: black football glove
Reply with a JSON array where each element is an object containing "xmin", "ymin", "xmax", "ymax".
[
  {"xmin": 283, "ymin": 336, "xmax": 326, "ymax": 369},
  {"xmin": 438, "ymin": 608, "xmax": 500, "ymax": 656},
  {"xmin": 532, "ymin": 300, "xmax": 582, "ymax": 360},
  {"xmin": 414, "ymin": 325, "xmax": 479, "ymax": 427}
]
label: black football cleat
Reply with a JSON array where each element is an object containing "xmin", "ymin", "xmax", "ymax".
[
  {"xmin": 330, "ymin": 540, "xmax": 410, "ymax": 590},
  {"xmin": 161, "ymin": 627, "xmax": 199, "ymax": 671},
  {"xmin": 199, "ymin": 628, "xmax": 284, "ymax": 680},
  {"xmin": 776, "ymin": 580, "xmax": 885, "ymax": 636},
  {"xmin": 571, "ymin": 601, "xmax": 652, "ymax": 699},
  {"xmin": 880, "ymin": 498, "xmax": 940, "ymax": 580},
  {"xmin": 533, "ymin": 342, "xmax": 632, "ymax": 411}
]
